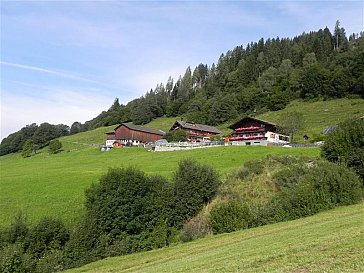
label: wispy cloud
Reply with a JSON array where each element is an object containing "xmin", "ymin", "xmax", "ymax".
[{"xmin": 0, "ymin": 61, "xmax": 104, "ymax": 85}]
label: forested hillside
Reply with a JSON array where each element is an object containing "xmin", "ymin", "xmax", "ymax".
[
  {"xmin": 76, "ymin": 21, "xmax": 363, "ymax": 128},
  {"xmin": 1, "ymin": 21, "xmax": 363, "ymax": 155}
]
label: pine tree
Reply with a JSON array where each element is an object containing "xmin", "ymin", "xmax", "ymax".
[{"xmin": 21, "ymin": 140, "xmax": 34, "ymax": 158}]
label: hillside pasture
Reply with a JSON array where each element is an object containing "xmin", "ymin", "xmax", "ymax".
[
  {"xmin": 257, "ymin": 98, "xmax": 364, "ymax": 142},
  {"xmin": 0, "ymin": 146, "xmax": 318, "ymax": 228},
  {"xmin": 64, "ymin": 203, "xmax": 364, "ymax": 273}
]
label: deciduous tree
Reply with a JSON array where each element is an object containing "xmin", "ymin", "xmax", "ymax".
[{"xmin": 278, "ymin": 111, "xmax": 304, "ymax": 143}]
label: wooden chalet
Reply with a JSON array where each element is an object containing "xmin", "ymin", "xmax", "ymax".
[
  {"xmin": 170, "ymin": 121, "xmax": 221, "ymax": 141},
  {"xmin": 106, "ymin": 123, "xmax": 165, "ymax": 147},
  {"xmin": 228, "ymin": 116, "xmax": 289, "ymax": 145}
]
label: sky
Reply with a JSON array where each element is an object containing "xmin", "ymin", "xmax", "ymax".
[{"xmin": 1, "ymin": 0, "xmax": 363, "ymax": 140}]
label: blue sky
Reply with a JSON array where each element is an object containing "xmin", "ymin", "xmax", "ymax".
[{"xmin": 1, "ymin": 0, "xmax": 363, "ymax": 140}]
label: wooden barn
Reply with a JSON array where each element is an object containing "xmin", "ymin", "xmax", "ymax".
[
  {"xmin": 106, "ymin": 123, "xmax": 165, "ymax": 147},
  {"xmin": 228, "ymin": 116, "xmax": 289, "ymax": 145},
  {"xmin": 170, "ymin": 121, "xmax": 221, "ymax": 141}
]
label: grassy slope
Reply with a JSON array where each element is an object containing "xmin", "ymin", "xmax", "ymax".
[
  {"xmin": 0, "ymin": 146, "xmax": 319, "ymax": 228},
  {"xmin": 64, "ymin": 203, "xmax": 364, "ymax": 273},
  {"xmin": 132, "ymin": 98, "xmax": 364, "ymax": 138},
  {"xmin": 257, "ymin": 98, "xmax": 364, "ymax": 142},
  {"xmin": 60, "ymin": 125, "xmax": 116, "ymax": 151}
]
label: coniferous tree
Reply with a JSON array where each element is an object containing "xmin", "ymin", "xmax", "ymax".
[{"xmin": 21, "ymin": 140, "xmax": 34, "ymax": 158}]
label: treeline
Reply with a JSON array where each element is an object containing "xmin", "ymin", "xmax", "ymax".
[
  {"xmin": 0, "ymin": 123, "xmax": 69, "ymax": 156},
  {"xmin": 73, "ymin": 21, "xmax": 364, "ymax": 130}
]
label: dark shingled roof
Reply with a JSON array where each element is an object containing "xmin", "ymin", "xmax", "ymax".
[
  {"xmin": 113, "ymin": 123, "xmax": 165, "ymax": 136},
  {"xmin": 171, "ymin": 121, "xmax": 221, "ymax": 134},
  {"xmin": 229, "ymin": 116, "xmax": 276, "ymax": 129}
]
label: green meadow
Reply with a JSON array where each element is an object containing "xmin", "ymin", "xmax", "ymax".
[
  {"xmin": 64, "ymin": 203, "xmax": 364, "ymax": 273},
  {"xmin": 0, "ymin": 146, "xmax": 319, "ymax": 228}
]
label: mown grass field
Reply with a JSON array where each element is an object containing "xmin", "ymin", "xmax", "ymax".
[
  {"xmin": 0, "ymin": 145, "xmax": 319, "ymax": 228},
  {"xmin": 64, "ymin": 203, "xmax": 364, "ymax": 273}
]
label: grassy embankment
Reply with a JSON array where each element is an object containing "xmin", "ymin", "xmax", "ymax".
[
  {"xmin": 64, "ymin": 203, "xmax": 364, "ymax": 273},
  {"xmin": 0, "ymin": 146, "xmax": 319, "ymax": 228}
]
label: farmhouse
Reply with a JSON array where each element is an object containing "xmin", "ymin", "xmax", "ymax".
[
  {"xmin": 106, "ymin": 123, "xmax": 165, "ymax": 147},
  {"xmin": 228, "ymin": 116, "xmax": 290, "ymax": 146},
  {"xmin": 170, "ymin": 120, "xmax": 221, "ymax": 142}
]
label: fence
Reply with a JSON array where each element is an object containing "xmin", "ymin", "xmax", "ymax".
[{"xmin": 152, "ymin": 140, "xmax": 323, "ymax": 151}]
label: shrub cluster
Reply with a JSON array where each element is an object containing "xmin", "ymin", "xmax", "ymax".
[
  {"xmin": 0, "ymin": 215, "xmax": 70, "ymax": 273},
  {"xmin": 209, "ymin": 158, "xmax": 364, "ymax": 234},
  {"xmin": 321, "ymin": 118, "xmax": 364, "ymax": 182},
  {"xmin": 236, "ymin": 160, "xmax": 265, "ymax": 180},
  {"xmin": 180, "ymin": 214, "xmax": 212, "ymax": 242},
  {"xmin": 209, "ymin": 201, "xmax": 251, "ymax": 233},
  {"xmin": 0, "ymin": 159, "xmax": 220, "ymax": 272},
  {"xmin": 163, "ymin": 130, "xmax": 188, "ymax": 142}
]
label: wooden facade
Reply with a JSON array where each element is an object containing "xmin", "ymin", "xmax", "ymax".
[
  {"xmin": 106, "ymin": 123, "xmax": 165, "ymax": 146},
  {"xmin": 228, "ymin": 117, "xmax": 289, "ymax": 145},
  {"xmin": 170, "ymin": 121, "xmax": 221, "ymax": 141},
  {"xmin": 228, "ymin": 117, "xmax": 276, "ymax": 144}
]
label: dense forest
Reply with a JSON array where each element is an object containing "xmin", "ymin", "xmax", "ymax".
[{"xmin": 1, "ymin": 21, "xmax": 363, "ymax": 155}]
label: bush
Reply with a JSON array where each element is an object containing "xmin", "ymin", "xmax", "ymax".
[
  {"xmin": 243, "ymin": 160, "xmax": 265, "ymax": 175},
  {"xmin": 0, "ymin": 243, "xmax": 34, "ymax": 273},
  {"xmin": 63, "ymin": 216, "xmax": 100, "ymax": 268},
  {"xmin": 209, "ymin": 201, "xmax": 251, "ymax": 233},
  {"xmin": 26, "ymin": 217, "xmax": 69, "ymax": 258},
  {"xmin": 85, "ymin": 168, "xmax": 172, "ymax": 238},
  {"xmin": 271, "ymin": 160, "xmax": 364, "ymax": 221},
  {"xmin": 1, "ymin": 212, "xmax": 29, "ymax": 245},
  {"xmin": 235, "ymin": 167, "xmax": 250, "ymax": 180},
  {"xmin": 347, "ymin": 148, "xmax": 364, "ymax": 182},
  {"xmin": 273, "ymin": 166, "xmax": 306, "ymax": 189},
  {"xmin": 321, "ymin": 118, "xmax": 364, "ymax": 181},
  {"xmin": 180, "ymin": 215, "xmax": 212, "ymax": 242},
  {"xmin": 35, "ymin": 249, "xmax": 65, "ymax": 273},
  {"xmin": 48, "ymin": 139, "xmax": 62, "ymax": 154},
  {"xmin": 172, "ymin": 159, "xmax": 220, "ymax": 227},
  {"xmin": 163, "ymin": 130, "xmax": 188, "ymax": 142},
  {"xmin": 21, "ymin": 140, "xmax": 34, "ymax": 158}
]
